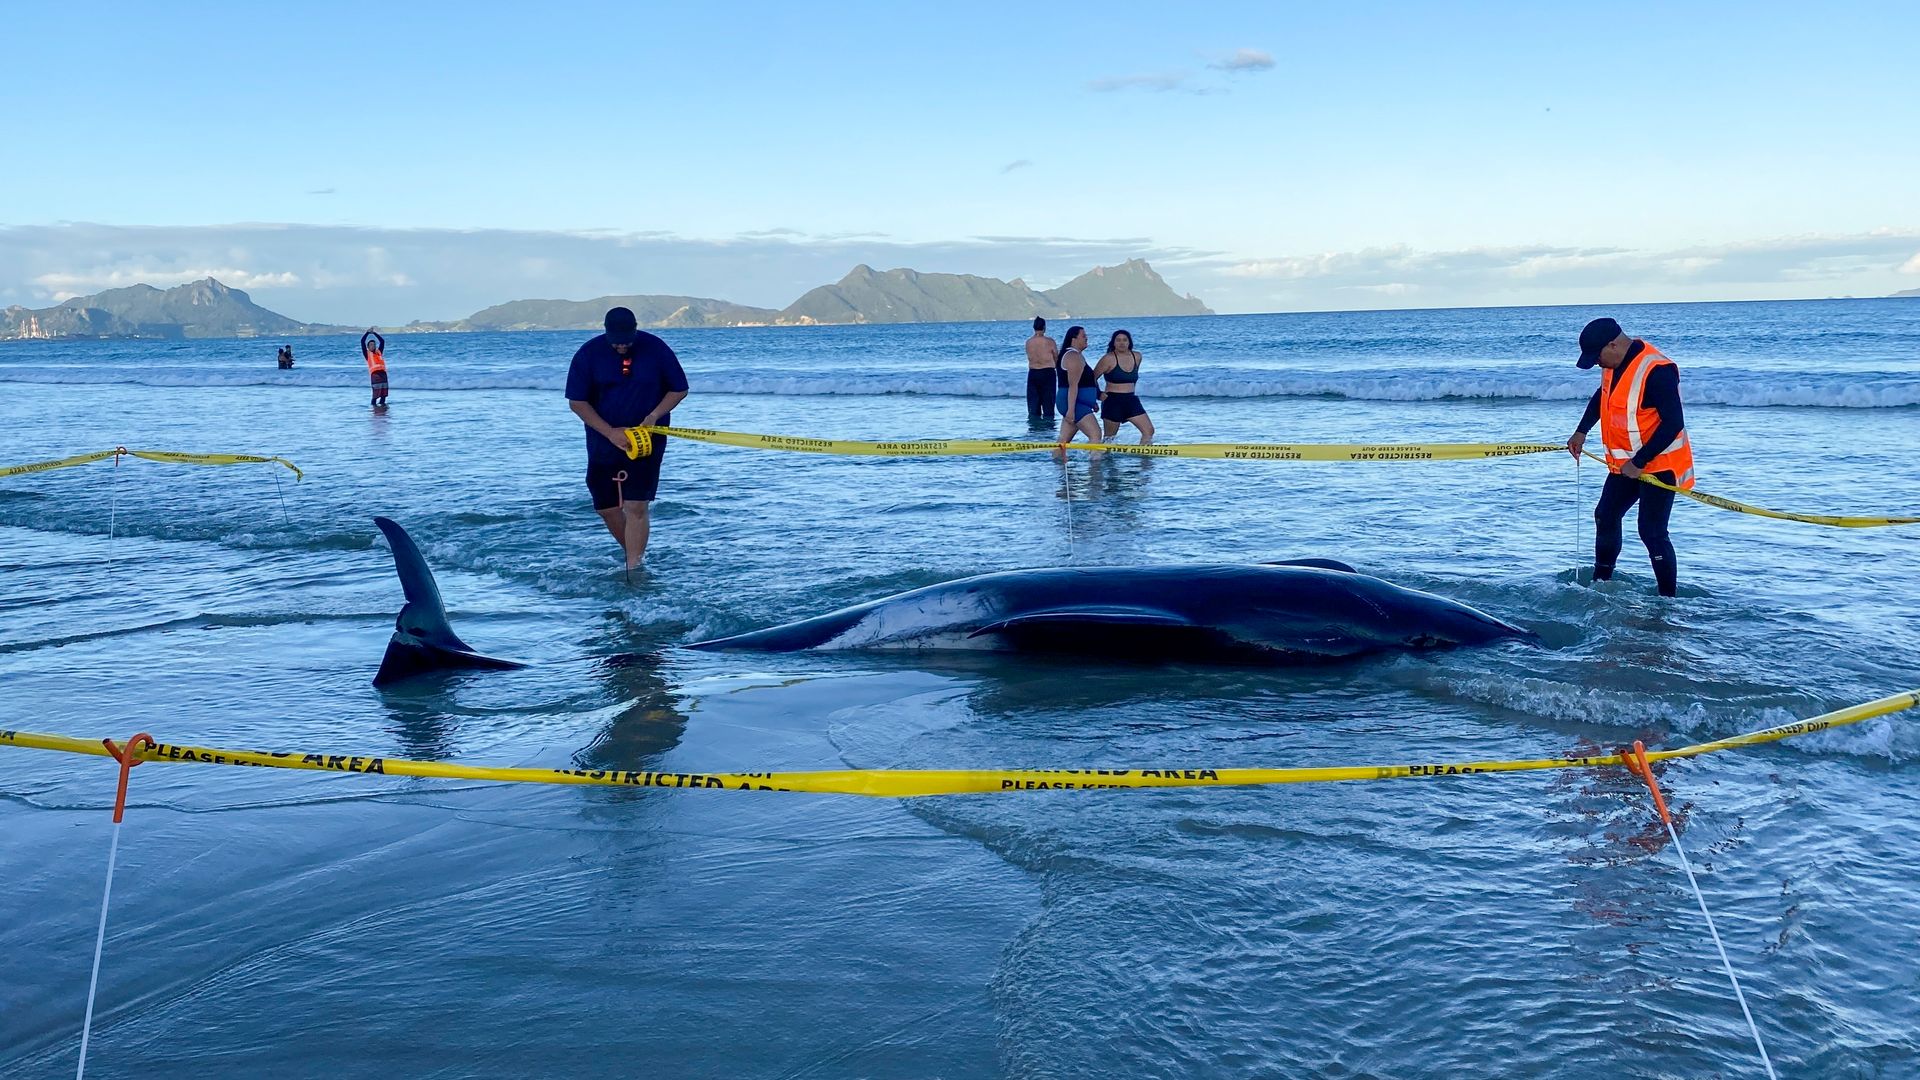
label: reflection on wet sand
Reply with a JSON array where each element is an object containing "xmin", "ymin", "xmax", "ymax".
[{"xmin": 574, "ymin": 652, "xmax": 690, "ymax": 771}]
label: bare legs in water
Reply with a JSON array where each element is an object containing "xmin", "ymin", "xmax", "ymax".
[{"xmin": 596, "ymin": 500, "xmax": 652, "ymax": 570}]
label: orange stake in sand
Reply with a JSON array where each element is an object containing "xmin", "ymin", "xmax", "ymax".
[
  {"xmin": 100, "ymin": 733, "xmax": 154, "ymax": 823},
  {"xmin": 77, "ymin": 733, "xmax": 154, "ymax": 1079},
  {"xmin": 1623, "ymin": 740, "xmax": 1672, "ymax": 825}
]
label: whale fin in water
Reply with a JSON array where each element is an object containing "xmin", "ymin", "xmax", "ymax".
[
  {"xmin": 373, "ymin": 517, "xmax": 527, "ymax": 686},
  {"xmin": 1261, "ymin": 557, "xmax": 1357, "ymax": 573}
]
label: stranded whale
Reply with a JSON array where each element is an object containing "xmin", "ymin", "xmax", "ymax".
[{"xmin": 371, "ymin": 517, "xmax": 1534, "ymax": 686}]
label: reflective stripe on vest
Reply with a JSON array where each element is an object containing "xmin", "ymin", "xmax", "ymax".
[{"xmin": 1598, "ymin": 342, "xmax": 1696, "ymax": 489}]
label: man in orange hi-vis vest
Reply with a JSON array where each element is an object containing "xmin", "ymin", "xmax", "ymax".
[
  {"xmin": 361, "ymin": 329, "xmax": 389, "ymax": 407},
  {"xmin": 1565, "ymin": 317, "xmax": 1695, "ymax": 597}
]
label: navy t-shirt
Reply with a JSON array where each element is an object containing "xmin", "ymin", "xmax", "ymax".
[{"xmin": 565, "ymin": 331, "xmax": 690, "ymax": 463}]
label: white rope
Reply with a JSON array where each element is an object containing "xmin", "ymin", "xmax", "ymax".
[
  {"xmin": 1659, "ymin": 816, "xmax": 1777, "ymax": 1079},
  {"xmin": 106, "ymin": 453, "xmax": 119, "ymax": 569},
  {"xmin": 1061, "ymin": 452, "xmax": 1074, "ymax": 560},
  {"xmin": 1575, "ymin": 454, "xmax": 1583, "ymax": 568},
  {"xmin": 76, "ymin": 823, "xmax": 122, "ymax": 1080}
]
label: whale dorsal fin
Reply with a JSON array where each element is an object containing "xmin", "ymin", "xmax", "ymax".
[
  {"xmin": 1260, "ymin": 558, "xmax": 1357, "ymax": 573},
  {"xmin": 373, "ymin": 517, "xmax": 526, "ymax": 686},
  {"xmin": 375, "ymin": 516, "xmax": 476, "ymax": 652}
]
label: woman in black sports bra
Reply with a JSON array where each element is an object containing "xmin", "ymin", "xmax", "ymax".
[{"xmin": 1095, "ymin": 329, "xmax": 1153, "ymax": 444}]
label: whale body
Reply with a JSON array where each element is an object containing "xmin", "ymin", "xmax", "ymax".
[
  {"xmin": 688, "ymin": 563, "xmax": 1532, "ymax": 659},
  {"xmin": 371, "ymin": 517, "xmax": 1533, "ymax": 685}
]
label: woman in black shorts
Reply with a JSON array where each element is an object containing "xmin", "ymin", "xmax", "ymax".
[{"xmin": 1095, "ymin": 329, "xmax": 1153, "ymax": 444}]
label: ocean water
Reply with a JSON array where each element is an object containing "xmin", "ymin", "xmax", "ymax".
[{"xmin": 2, "ymin": 299, "xmax": 1918, "ymax": 1078}]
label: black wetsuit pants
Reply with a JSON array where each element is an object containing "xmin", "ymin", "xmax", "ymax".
[
  {"xmin": 1025, "ymin": 369, "xmax": 1056, "ymax": 420},
  {"xmin": 1593, "ymin": 471, "xmax": 1677, "ymax": 597}
]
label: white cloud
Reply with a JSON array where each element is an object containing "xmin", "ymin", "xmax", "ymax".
[
  {"xmin": 1202, "ymin": 231, "xmax": 1920, "ymax": 311},
  {"xmin": 1091, "ymin": 50, "xmax": 1272, "ymax": 95},
  {"xmin": 31, "ymin": 267, "xmax": 301, "ymax": 300},
  {"xmin": 1088, "ymin": 72, "xmax": 1191, "ymax": 93},
  {"xmin": 1222, "ymin": 246, "xmax": 1419, "ymax": 280},
  {"xmin": 1209, "ymin": 49, "xmax": 1275, "ymax": 73}
]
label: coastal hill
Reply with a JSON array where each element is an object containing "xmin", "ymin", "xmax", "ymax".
[
  {"xmin": 776, "ymin": 259, "xmax": 1211, "ymax": 325},
  {"xmin": 425, "ymin": 258, "xmax": 1212, "ymax": 331},
  {"xmin": 1893, "ymin": 288, "xmax": 1920, "ymax": 298},
  {"xmin": 1, "ymin": 260, "xmax": 1214, "ymax": 340},
  {"xmin": 0, "ymin": 278, "xmax": 341, "ymax": 340},
  {"xmin": 778, "ymin": 266, "xmax": 1055, "ymax": 325},
  {"xmin": 1034, "ymin": 259, "xmax": 1212, "ymax": 319},
  {"xmin": 455, "ymin": 295, "xmax": 780, "ymax": 331}
]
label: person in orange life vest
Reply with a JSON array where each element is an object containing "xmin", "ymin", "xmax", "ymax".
[
  {"xmin": 1564, "ymin": 317, "xmax": 1695, "ymax": 597},
  {"xmin": 361, "ymin": 329, "xmax": 389, "ymax": 406}
]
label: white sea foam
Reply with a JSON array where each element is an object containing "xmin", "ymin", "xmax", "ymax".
[{"xmin": 0, "ymin": 364, "xmax": 1913, "ymax": 406}]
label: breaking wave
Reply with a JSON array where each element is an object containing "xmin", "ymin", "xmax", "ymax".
[{"xmin": 0, "ymin": 363, "xmax": 1914, "ymax": 407}]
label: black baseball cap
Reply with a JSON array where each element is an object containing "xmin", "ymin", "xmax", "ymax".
[
  {"xmin": 604, "ymin": 307, "xmax": 639, "ymax": 347},
  {"xmin": 1576, "ymin": 317, "xmax": 1623, "ymax": 369}
]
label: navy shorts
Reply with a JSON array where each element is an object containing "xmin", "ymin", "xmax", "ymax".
[
  {"xmin": 1056, "ymin": 388, "xmax": 1100, "ymax": 423},
  {"xmin": 586, "ymin": 439, "xmax": 666, "ymax": 510}
]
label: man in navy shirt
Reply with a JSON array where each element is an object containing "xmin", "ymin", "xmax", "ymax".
[{"xmin": 566, "ymin": 307, "xmax": 690, "ymax": 571}]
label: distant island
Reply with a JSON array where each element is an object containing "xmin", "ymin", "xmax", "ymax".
[
  {"xmin": 0, "ymin": 259, "xmax": 1212, "ymax": 340},
  {"xmin": 1, "ymin": 278, "xmax": 352, "ymax": 340},
  {"xmin": 1893, "ymin": 288, "xmax": 1920, "ymax": 298},
  {"xmin": 410, "ymin": 258, "xmax": 1212, "ymax": 332}
]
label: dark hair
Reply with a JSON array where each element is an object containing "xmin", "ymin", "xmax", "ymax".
[
  {"xmin": 1033, "ymin": 316, "xmax": 1047, "ymax": 332},
  {"xmin": 1062, "ymin": 325, "xmax": 1086, "ymax": 352},
  {"xmin": 1104, "ymin": 329, "xmax": 1134, "ymax": 356}
]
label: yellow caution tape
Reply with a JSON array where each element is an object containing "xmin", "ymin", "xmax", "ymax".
[
  {"xmin": 625, "ymin": 427, "xmax": 1915, "ymax": 527},
  {"xmin": 1581, "ymin": 451, "xmax": 1917, "ymax": 528},
  {"xmin": 0, "ymin": 449, "xmax": 122, "ymax": 479},
  {"xmin": 636, "ymin": 424, "xmax": 1561, "ymax": 462},
  {"xmin": 1, "ymin": 448, "xmax": 304, "ymax": 482},
  {"xmin": 3, "ymin": 690, "xmax": 1911, "ymax": 798}
]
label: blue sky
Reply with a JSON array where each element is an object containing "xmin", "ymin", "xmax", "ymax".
[{"xmin": 4, "ymin": 1, "xmax": 1918, "ymax": 321}]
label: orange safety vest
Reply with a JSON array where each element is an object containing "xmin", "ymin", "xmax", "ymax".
[
  {"xmin": 364, "ymin": 348, "xmax": 386, "ymax": 375},
  {"xmin": 1598, "ymin": 341, "xmax": 1695, "ymax": 489}
]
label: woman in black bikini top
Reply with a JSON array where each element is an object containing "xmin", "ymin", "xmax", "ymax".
[{"xmin": 1095, "ymin": 329, "xmax": 1154, "ymax": 445}]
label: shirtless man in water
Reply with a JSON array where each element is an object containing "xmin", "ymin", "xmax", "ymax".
[{"xmin": 1024, "ymin": 317, "xmax": 1057, "ymax": 423}]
